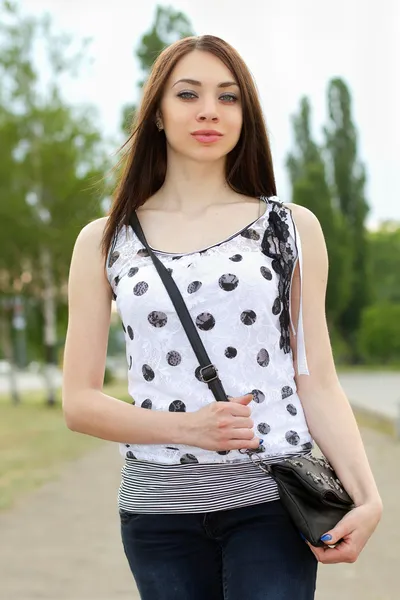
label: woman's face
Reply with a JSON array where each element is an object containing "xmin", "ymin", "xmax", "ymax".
[{"xmin": 158, "ymin": 50, "xmax": 243, "ymax": 163}]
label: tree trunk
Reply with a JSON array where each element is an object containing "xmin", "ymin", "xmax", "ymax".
[
  {"xmin": 41, "ymin": 247, "xmax": 57, "ymax": 406},
  {"xmin": 0, "ymin": 304, "xmax": 20, "ymax": 405}
]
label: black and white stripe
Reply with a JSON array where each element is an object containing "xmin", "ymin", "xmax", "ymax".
[{"xmin": 118, "ymin": 452, "xmax": 311, "ymax": 514}]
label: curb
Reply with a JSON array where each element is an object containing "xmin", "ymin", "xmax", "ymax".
[{"xmin": 351, "ymin": 403, "xmax": 399, "ymax": 440}]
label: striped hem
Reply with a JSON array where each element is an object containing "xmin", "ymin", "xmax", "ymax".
[{"xmin": 118, "ymin": 452, "xmax": 311, "ymax": 514}]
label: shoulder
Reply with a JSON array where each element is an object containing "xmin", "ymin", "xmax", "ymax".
[
  {"xmin": 70, "ymin": 217, "xmax": 111, "ymax": 277},
  {"xmin": 284, "ymin": 203, "xmax": 328, "ymax": 277},
  {"xmin": 284, "ymin": 203, "xmax": 325, "ymax": 247},
  {"xmin": 76, "ymin": 216, "xmax": 109, "ymax": 245}
]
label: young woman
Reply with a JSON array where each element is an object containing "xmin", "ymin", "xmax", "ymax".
[{"xmin": 62, "ymin": 35, "xmax": 382, "ymax": 599}]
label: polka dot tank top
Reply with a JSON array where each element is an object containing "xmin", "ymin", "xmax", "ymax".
[{"xmin": 107, "ymin": 196, "xmax": 314, "ymax": 514}]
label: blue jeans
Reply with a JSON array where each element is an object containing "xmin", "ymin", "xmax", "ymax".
[{"xmin": 120, "ymin": 500, "xmax": 318, "ymax": 599}]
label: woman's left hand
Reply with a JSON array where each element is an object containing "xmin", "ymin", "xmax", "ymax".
[{"xmin": 305, "ymin": 501, "xmax": 383, "ymax": 564}]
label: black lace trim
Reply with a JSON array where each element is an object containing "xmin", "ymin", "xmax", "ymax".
[{"xmin": 261, "ymin": 200, "xmax": 296, "ymax": 354}]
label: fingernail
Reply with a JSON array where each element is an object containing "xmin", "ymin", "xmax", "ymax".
[
  {"xmin": 299, "ymin": 532, "xmax": 306, "ymax": 541},
  {"xmin": 320, "ymin": 534, "xmax": 332, "ymax": 542},
  {"xmin": 259, "ymin": 439, "xmax": 264, "ymax": 445}
]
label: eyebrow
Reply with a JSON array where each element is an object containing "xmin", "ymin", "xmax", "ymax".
[{"xmin": 172, "ymin": 78, "xmax": 239, "ymax": 89}]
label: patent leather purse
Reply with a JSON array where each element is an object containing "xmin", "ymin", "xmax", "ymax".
[{"xmin": 129, "ymin": 211, "xmax": 355, "ymax": 548}]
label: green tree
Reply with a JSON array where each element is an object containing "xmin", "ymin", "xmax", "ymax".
[
  {"xmin": 0, "ymin": 0, "xmax": 111, "ymax": 403},
  {"xmin": 121, "ymin": 5, "xmax": 195, "ymax": 133},
  {"xmin": 368, "ymin": 222, "xmax": 400, "ymax": 304},
  {"xmin": 324, "ymin": 78, "xmax": 370, "ymax": 358},
  {"xmin": 286, "ymin": 97, "xmax": 352, "ymax": 327}
]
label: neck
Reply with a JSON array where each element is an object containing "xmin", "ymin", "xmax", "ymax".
[{"xmin": 151, "ymin": 153, "xmax": 235, "ymax": 214}]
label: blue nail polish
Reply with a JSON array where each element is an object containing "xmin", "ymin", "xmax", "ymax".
[
  {"xmin": 299, "ymin": 532, "xmax": 306, "ymax": 541},
  {"xmin": 320, "ymin": 534, "xmax": 332, "ymax": 542},
  {"xmin": 259, "ymin": 439, "xmax": 264, "ymax": 445}
]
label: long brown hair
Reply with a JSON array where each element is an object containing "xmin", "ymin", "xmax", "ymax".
[{"xmin": 102, "ymin": 34, "xmax": 277, "ymax": 261}]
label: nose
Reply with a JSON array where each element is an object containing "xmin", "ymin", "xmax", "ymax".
[{"xmin": 196, "ymin": 97, "xmax": 219, "ymax": 123}]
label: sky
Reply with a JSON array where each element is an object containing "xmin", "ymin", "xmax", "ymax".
[{"xmin": 19, "ymin": 0, "xmax": 400, "ymax": 227}]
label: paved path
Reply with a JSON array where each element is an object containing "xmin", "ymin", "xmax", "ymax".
[
  {"xmin": 338, "ymin": 372, "xmax": 400, "ymax": 420},
  {"xmin": 0, "ymin": 426, "xmax": 399, "ymax": 600}
]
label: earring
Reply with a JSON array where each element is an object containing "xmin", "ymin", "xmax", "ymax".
[{"xmin": 155, "ymin": 118, "xmax": 163, "ymax": 131}]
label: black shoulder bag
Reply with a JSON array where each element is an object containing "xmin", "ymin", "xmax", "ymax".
[{"xmin": 129, "ymin": 211, "xmax": 354, "ymax": 548}]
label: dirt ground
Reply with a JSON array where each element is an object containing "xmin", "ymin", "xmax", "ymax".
[{"xmin": 0, "ymin": 426, "xmax": 398, "ymax": 600}]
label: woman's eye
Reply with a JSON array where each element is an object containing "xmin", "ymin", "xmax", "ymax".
[
  {"xmin": 177, "ymin": 92, "xmax": 197, "ymax": 100},
  {"xmin": 220, "ymin": 94, "xmax": 237, "ymax": 103}
]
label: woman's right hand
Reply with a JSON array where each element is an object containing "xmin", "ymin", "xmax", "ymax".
[{"xmin": 185, "ymin": 393, "xmax": 260, "ymax": 452}]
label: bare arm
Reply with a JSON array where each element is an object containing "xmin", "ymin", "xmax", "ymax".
[
  {"xmin": 62, "ymin": 218, "xmax": 189, "ymax": 445},
  {"xmin": 62, "ymin": 218, "xmax": 258, "ymax": 452},
  {"xmin": 288, "ymin": 203, "xmax": 382, "ymax": 509}
]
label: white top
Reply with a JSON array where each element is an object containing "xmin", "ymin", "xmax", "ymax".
[{"xmin": 107, "ymin": 196, "xmax": 313, "ymax": 471}]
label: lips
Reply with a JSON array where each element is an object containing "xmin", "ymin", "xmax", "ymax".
[
  {"xmin": 191, "ymin": 130, "xmax": 223, "ymax": 143},
  {"xmin": 191, "ymin": 130, "xmax": 222, "ymax": 136}
]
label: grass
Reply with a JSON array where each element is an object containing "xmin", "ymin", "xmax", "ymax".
[{"xmin": 0, "ymin": 381, "xmax": 131, "ymax": 512}]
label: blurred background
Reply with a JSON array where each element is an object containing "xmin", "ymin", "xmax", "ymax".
[{"xmin": 0, "ymin": 1, "xmax": 399, "ymax": 599}]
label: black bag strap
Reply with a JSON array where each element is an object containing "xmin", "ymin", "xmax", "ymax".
[{"xmin": 129, "ymin": 211, "xmax": 229, "ymax": 402}]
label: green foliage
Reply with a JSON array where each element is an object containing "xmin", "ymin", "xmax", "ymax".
[
  {"xmin": 368, "ymin": 223, "xmax": 400, "ymax": 304},
  {"xmin": 0, "ymin": 1, "xmax": 113, "ymax": 368},
  {"xmin": 324, "ymin": 79, "xmax": 370, "ymax": 346},
  {"xmin": 286, "ymin": 97, "xmax": 352, "ymax": 324},
  {"xmin": 358, "ymin": 303, "xmax": 400, "ymax": 365}
]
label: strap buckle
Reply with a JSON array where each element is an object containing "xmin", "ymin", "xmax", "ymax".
[{"xmin": 199, "ymin": 364, "xmax": 219, "ymax": 383}]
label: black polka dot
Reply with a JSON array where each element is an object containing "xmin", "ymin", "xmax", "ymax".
[
  {"xmin": 172, "ymin": 256, "xmax": 182, "ymax": 261},
  {"xmin": 108, "ymin": 251, "xmax": 120, "ymax": 268},
  {"xmin": 302, "ymin": 442, "xmax": 313, "ymax": 451},
  {"xmin": 188, "ymin": 281, "xmax": 202, "ymax": 294},
  {"xmin": 229, "ymin": 254, "xmax": 243, "ymax": 262},
  {"xmin": 169, "ymin": 400, "xmax": 186, "ymax": 412},
  {"xmin": 128, "ymin": 356, "xmax": 132, "ymax": 370},
  {"xmin": 257, "ymin": 348, "xmax": 270, "ymax": 367},
  {"xmin": 142, "ymin": 365, "xmax": 155, "ymax": 382},
  {"xmin": 218, "ymin": 273, "xmax": 239, "ymax": 291},
  {"xmin": 257, "ymin": 422, "xmax": 271, "ymax": 435},
  {"xmin": 137, "ymin": 248, "xmax": 149, "ymax": 257},
  {"xmin": 282, "ymin": 386, "xmax": 293, "ymax": 399},
  {"xmin": 260, "ymin": 266, "xmax": 272, "ymax": 280},
  {"xmin": 166, "ymin": 351, "xmax": 181, "ymax": 366},
  {"xmin": 240, "ymin": 310, "xmax": 257, "ymax": 325},
  {"xmin": 217, "ymin": 450, "xmax": 231, "ymax": 455},
  {"xmin": 148, "ymin": 311, "xmax": 168, "ymax": 327},
  {"xmin": 128, "ymin": 267, "xmax": 139, "ymax": 277},
  {"xmin": 241, "ymin": 228, "xmax": 260, "ymax": 240},
  {"xmin": 180, "ymin": 453, "xmax": 199, "ymax": 464},
  {"xmin": 141, "ymin": 398, "xmax": 152, "ymax": 409},
  {"xmin": 272, "ymin": 298, "xmax": 281, "ymax": 315},
  {"xmin": 252, "ymin": 389, "xmax": 265, "ymax": 403},
  {"xmin": 166, "ymin": 446, "xmax": 179, "ymax": 451},
  {"xmin": 125, "ymin": 444, "xmax": 130, "ymax": 447},
  {"xmin": 167, "ymin": 268, "xmax": 173, "ymax": 274},
  {"xmin": 224, "ymin": 347, "xmax": 237, "ymax": 359},
  {"xmin": 285, "ymin": 430, "xmax": 300, "ymax": 445},
  {"xmin": 122, "ymin": 322, "xmax": 126, "ymax": 333},
  {"xmin": 286, "ymin": 403, "xmax": 297, "ymax": 416},
  {"xmin": 126, "ymin": 451, "xmax": 136, "ymax": 459},
  {"xmin": 112, "ymin": 292, "xmax": 117, "ymax": 301},
  {"xmin": 195, "ymin": 312, "xmax": 215, "ymax": 331},
  {"xmin": 127, "ymin": 326, "xmax": 134, "ymax": 340},
  {"xmin": 114, "ymin": 275, "xmax": 120, "ymax": 286},
  {"xmin": 133, "ymin": 281, "xmax": 149, "ymax": 296}
]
